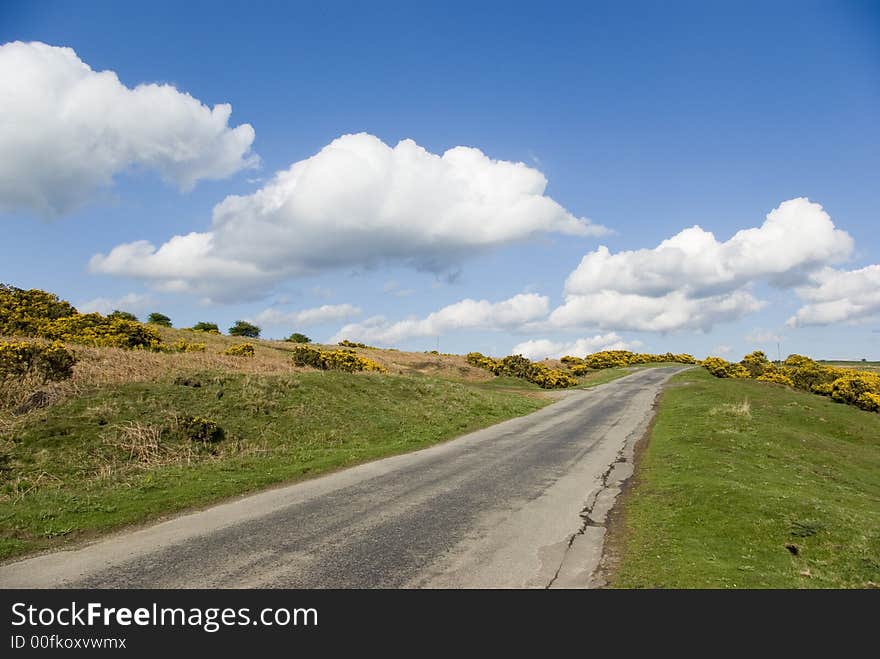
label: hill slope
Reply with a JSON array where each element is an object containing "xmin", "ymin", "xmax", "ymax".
[{"xmin": 607, "ymin": 368, "xmax": 880, "ymax": 588}]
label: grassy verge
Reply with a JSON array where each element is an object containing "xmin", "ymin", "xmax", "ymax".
[
  {"xmin": 0, "ymin": 371, "xmax": 547, "ymax": 561},
  {"xmin": 608, "ymin": 368, "xmax": 880, "ymax": 588}
]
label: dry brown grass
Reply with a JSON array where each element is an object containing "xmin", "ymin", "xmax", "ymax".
[
  {"xmin": 709, "ymin": 398, "xmax": 752, "ymax": 419},
  {"xmin": 0, "ymin": 330, "xmax": 494, "ymax": 430}
]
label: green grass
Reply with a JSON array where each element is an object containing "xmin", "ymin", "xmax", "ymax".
[
  {"xmin": 610, "ymin": 368, "xmax": 880, "ymax": 588},
  {"xmin": 0, "ymin": 371, "xmax": 547, "ymax": 560}
]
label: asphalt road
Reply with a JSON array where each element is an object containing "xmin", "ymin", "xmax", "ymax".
[{"xmin": 0, "ymin": 366, "xmax": 686, "ymax": 589}]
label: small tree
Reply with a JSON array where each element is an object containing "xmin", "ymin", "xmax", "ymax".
[
  {"xmin": 107, "ymin": 310, "xmax": 138, "ymax": 322},
  {"xmin": 147, "ymin": 312, "xmax": 172, "ymax": 327},
  {"xmin": 229, "ymin": 320, "xmax": 261, "ymax": 338},
  {"xmin": 286, "ymin": 332, "xmax": 311, "ymax": 343},
  {"xmin": 191, "ymin": 322, "xmax": 220, "ymax": 334}
]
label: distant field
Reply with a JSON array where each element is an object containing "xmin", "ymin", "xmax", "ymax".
[
  {"xmin": 818, "ymin": 360, "xmax": 880, "ymax": 373},
  {"xmin": 607, "ymin": 368, "xmax": 880, "ymax": 588}
]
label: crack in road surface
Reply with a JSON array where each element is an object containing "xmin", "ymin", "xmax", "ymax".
[{"xmin": 0, "ymin": 366, "xmax": 687, "ymax": 589}]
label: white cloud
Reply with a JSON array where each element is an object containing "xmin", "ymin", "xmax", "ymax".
[
  {"xmin": 549, "ymin": 289, "xmax": 765, "ymax": 332},
  {"xmin": 787, "ymin": 265, "xmax": 880, "ymax": 326},
  {"xmin": 509, "ymin": 333, "xmax": 639, "ymax": 360},
  {"xmin": 77, "ymin": 292, "xmax": 152, "ymax": 316},
  {"xmin": 0, "ymin": 41, "xmax": 256, "ymax": 216},
  {"xmin": 712, "ymin": 345, "xmax": 733, "ymax": 356},
  {"xmin": 330, "ymin": 293, "xmax": 549, "ymax": 346},
  {"xmin": 90, "ymin": 133, "xmax": 607, "ymax": 301},
  {"xmin": 250, "ymin": 304, "xmax": 361, "ymax": 328},
  {"xmin": 564, "ymin": 198, "xmax": 852, "ymax": 299},
  {"xmin": 551, "ymin": 198, "xmax": 852, "ymax": 332}
]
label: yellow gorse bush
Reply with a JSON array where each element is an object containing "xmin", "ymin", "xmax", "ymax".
[
  {"xmin": 41, "ymin": 314, "xmax": 162, "ymax": 349},
  {"xmin": 0, "ymin": 340, "xmax": 77, "ymax": 382},
  {"xmin": 466, "ymin": 352, "xmax": 577, "ymax": 389},
  {"xmin": 756, "ymin": 371, "xmax": 795, "ymax": 387},
  {"xmin": 702, "ymin": 356, "xmax": 750, "ymax": 379},
  {"xmin": 702, "ymin": 351, "xmax": 880, "ymax": 413},
  {"xmin": 1, "ymin": 283, "xmax": 163, "ymax": 350},
  {"xmin": 291, "ymin": 346, "xmax": 387, "ymax": 373},
  {"xmin": 565, "ymin": 350, "xmax": 697, "ymax": 370},
  {"xmin": 223, "ymin": 343, "xmax": 255, "ymax": 357},
  {"xmin": 168, "ymin": 340, "xmax": 206, "ymax": 353}
]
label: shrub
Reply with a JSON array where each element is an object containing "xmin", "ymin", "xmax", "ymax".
[
  {"xmin": 338, "ymin": 339, "xmax": 368, "ymax": 348},
  {"xmin": 0, "ymin": 284, "xmax": 77, "ymax": 336},
  {"xmin": 783, "ymin": 354, "xmax": 814, "ymax": 368},
  {"xmin": 41, "ymin": 314, "xmax": 161, "ymax": 349},
  {"xmin": 466, "ymin": 351, "xmax": 575, "ymax": 388},
  {"xmin": 191, "ymin": 322, "xmax": 220, "ymax": 334},
  {"xmin": 466, "ymin": 352, "xmax": 502, "ymax": 372},
  {"xmin": 291, "ymin": 345, "xmax": 386, "ymax": 373},
  {"xmin": 702, "ymin": 356, "xmax": 750, "ymax": 379},
  {"xmin": 229, "ymin": 320, "xmax": 261, "ymax": 338},
  {"xmin": 756, "ymin": 371, "xmax": 795, "ymax": 387},
  {"xmin": 828, "ymin": 373, "xmax": 880, "ymax": 412},
  {"xmin": 0, "ymin": 340, "xmax": 77, "ymax": 382},
  {"xmin": 147, "ymin": 312, "xmax": 173, "ymax": 327},
  {"xmin": 291, "ymin": 346, "xmax": 325, "ymax": 369},
  {"xmin": 785, "ymin": 360, "xmax": 840, "ymax": 392},
  {"xmin": 528, "ymin": 364, "xmax": 578, "ymax": 389},
  {"xmin": 179, "ymin": 416, "xmax": 225, "ymax": 443},
  {"xmin": 584, "ymin": 350, "xmax": 637, "ymax": 369},
  {"xmin": 168, "ymin": 340, "xmax": 206, "ymax": 353},
  {"xmin": 285, "ymin": 332, "xmax": 311, "ymax": 343},
  {"xmin": 495, "ymin": 354, "xmax": 534, "ymax": 379},
  {"xmin": 322, "ymin": 349, "xmax": 386, "ymax": 373},
  {"xmin": 107, "ymin": 310, "xmax": 138, "ymax": 322},
  {"xmin": 224, "ymin": 343, "xmax": 255, "ymax": 357},
  {"xmin": 741, "ymin": 351, "xmax": 771, "ymax": 378}
]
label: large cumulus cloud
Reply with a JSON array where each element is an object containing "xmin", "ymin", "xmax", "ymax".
[
  {"xmin": 550, "ymin": 198, "xmax": 853, "ymax": 332},
  {"xmin": 0, "ymin": 41, "xmax": 256, "ymax": 216},
  {"xmin": 90, "ymin": 133, "xmax": 607, "ymax": 301}
]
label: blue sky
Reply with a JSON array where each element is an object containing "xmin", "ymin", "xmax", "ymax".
[{"xmin": 2, "ymin": 0, "xmax": 879, "ymax": 359}]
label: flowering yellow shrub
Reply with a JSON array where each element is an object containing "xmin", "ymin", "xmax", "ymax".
[
  {"xmin": 569, "ymin": 364, "xmax": 591, "ymax": 376},
  {"xmin": 579, "ymin": 350, "xmax": 696, "ymax": 370},
  {"xmin": 338, "ymin": 339, "xmax": 369, "ymax": 348},
  {"xmin": 0, "ymin": 284, "xmax": 77, "ymax": 336},
  {"xmin": 466, "ymin": 352, "xmax": 502, "ymax": 372},
  {"xmin": 223, "ymin": 343, "xmax": 255, "ymax": 357},
  {"xmin": 0, "ymin": 340, "xmax": 76, "ymax": 382},
  {"xmin": 39, "ymin": 314, "xmax": 162, "ymax": 349},
  {"xmin": 465, "ymin": 352, "xmax": 576, "ymax": 388},
  {"xmin": 828, "ymin": 372, "xmax": 880, "ymax": 412},
  {"xmin": 169, "ymin": 340, "xmax": 206, "ymax": 353},
  {"xmin": 702, "ymin": 356, "xmax": 750, "ymax": 378},
  {"xmin": 528, "ymin": 364, "xmax": 578, "ymax": 389},
  {"xmin": 741, "ymin": 351, "xmax": 771, "ymax": 378},
  {"xmin": 785, "ymin": 360, "xmax": 841, "ymax": 392},
  {"xmin": 291, "ymin": 346, "xmax": 386, "ymax": 373},
  {"xmin": 701, "ymin": 350, "xmax": 879, "ymax": 414},
  {"xmin": 756, "ymin": 371, "xmax": 794, "ymax": 387}
]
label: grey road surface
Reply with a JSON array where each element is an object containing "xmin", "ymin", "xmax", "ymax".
[{"xmin": 0, "ymin": 366, "xmax": 686, "ymax": 589}]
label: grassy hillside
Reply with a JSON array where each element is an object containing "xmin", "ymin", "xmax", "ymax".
[{"xmin": 608, "ymin": 368, "xmax": 880, "ymax": 588}]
